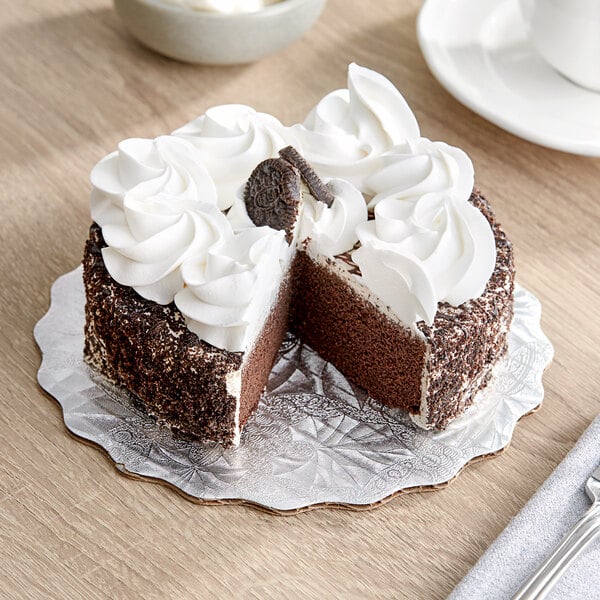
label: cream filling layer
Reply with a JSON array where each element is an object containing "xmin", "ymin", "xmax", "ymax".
[{"xmin": 225, "ymin": 369, "xmax": 243, "ymax": 446}]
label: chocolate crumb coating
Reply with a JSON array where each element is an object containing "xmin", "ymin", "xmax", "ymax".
[
  {"xmin": 83, "ymin": 225, "xmax": 284, "ymax": 447},
  {"xmin": 279, "ymin": 145, "xmax": 335, "ymax": 207},
  {"xmin": 244, "ymin": 158, "xmax": 301, "ymax": 243},
  {"xmin": 415, "ymin": 190, "xmax": 514, "ymax": 428}
]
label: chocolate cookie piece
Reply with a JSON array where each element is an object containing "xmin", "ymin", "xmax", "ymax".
[
  {"xmin": 279, "ymin": 145, "xmax": 335, "ymax": 207},
  {"xmin": 244, "ymin": 158, "xmax": 301, "ymax": 244}
]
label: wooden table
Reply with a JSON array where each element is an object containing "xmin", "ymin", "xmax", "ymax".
[{"xmin": 1, "ymin": 1, "xmax": 598, "ymax": 598}]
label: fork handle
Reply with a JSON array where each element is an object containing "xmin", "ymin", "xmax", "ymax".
[{"xmin": 512, "ymin": 504, "xmax": 600, "ymax": 600}]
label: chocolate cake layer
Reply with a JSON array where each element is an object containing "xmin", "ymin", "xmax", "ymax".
[
  {"xmin": 239, "ymin": 276, "xmax": 292, "ymax": 427},
  {"xmin": 290, "ymin": 252, "xmax": 427, "ymax": 412}
]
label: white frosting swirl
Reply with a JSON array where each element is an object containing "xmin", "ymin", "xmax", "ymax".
[
  {"xmin": 366, "ymin": 138, "xmax": 475, "ymax": 209},
  {"xmin": 88, "ymin": 65, "xmax": 494, "ymax": 350},
  {"xmin": 90, "ymin": 135, "xmax": 231, "ymax": 304},
  {"xmin": 160, "ymin": 0, "xmax": 280, "ymax": 13},
  {"xmin": 175, "ymin": 227, "xmax": 290, "ymax": 352},
  {"xmin": 353, "ymin": 191, "xmax": 496, "ymax": 327},
  {"xmin": 173, "ymin": 104, "xmax": 294, "ymax": 210},
  {"xmin": 292, "ymin": 63, "xmax": 420, "ymax": 192},
  {"xmin": 297, "ymin": 178, "xmax": 367, "ymax": 256}
]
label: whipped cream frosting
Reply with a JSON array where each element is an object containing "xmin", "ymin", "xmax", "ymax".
[
  {"xmin": 292, "ymin": 63, "xmax": 420, "ymax": 192},
  {"xmin": 90, "ymin": 63, "xmax": 498, "ymax": 350},
  {"xmin": 161, "ymin": 0, "xmax": 280, "ymax": 13},
  {"xmin": 90, "ymin": 136, "xmax": 231, "ymax": 304},
  {"xmin": 173, "ymin": 104, "xmax": 294, "ymax": 210},
  {"xmin": 353, "ymin": 188, "xmax": 496, "ymax": 327},
  {"xmin": 296, "ymin": 178, "xmax": 367, "ymax": 256},
  {"xmin": 174, "ymin": 227, "xmax": 291, "ymax": 352},
  {"xmin": 366, "ymin": 138, "xmax": 474, "ymax": 209}
]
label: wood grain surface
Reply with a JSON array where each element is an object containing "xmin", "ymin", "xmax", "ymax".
[{"xmin": 1, "ymin": 1, "xmax": 599, "ymax": 598}]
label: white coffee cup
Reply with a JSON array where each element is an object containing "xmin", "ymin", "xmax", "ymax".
[{"xmin": 519, "ymin": 0, "xmax": 600, "ymax": 92}]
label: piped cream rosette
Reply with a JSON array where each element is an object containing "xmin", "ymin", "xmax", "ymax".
[
  {"xmin": 90, "ymin": 135, "xmax": 231, "ymax": 304},
  {"xmin": 292, "ymin": 63, "xmax": 421, "ymax": 193},
  {"xmin": 175, "ymin": 227, "xmax": 290, "ymax": 353},
  {"xmin": 353, "ymin": 139, "xmax": 495, "ymax": 327},
  {"xmin": 173, "ymin": 104, "xmax": 297, "ymax": 210}
]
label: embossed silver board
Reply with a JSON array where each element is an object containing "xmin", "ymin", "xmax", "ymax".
[{"xmin": 35, "ymin": 267, "xmax": 553, "ymax": 513}]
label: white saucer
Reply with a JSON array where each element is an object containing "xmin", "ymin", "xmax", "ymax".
[{"xmin": 417, "ymin": 0, "xmax": 600, "ymax": 156}]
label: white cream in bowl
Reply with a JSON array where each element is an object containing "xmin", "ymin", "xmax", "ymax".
[{"xmin": 161, "ymin": 0, "xmax": 281, "ymax": 13}]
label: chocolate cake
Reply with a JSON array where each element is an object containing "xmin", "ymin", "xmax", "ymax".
[{"xmin": 83, "ymin": 64, "xmax": 515, "ymax": 446}]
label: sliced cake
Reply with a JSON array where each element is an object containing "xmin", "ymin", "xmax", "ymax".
[{"xmin": 83, "ymin": 64, "xmax": 514, "ymax": 446}]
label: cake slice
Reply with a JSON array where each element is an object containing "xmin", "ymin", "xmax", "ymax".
[{"xmin": 83, "ymin": 149, "xmax": 319, "ymax": 445}]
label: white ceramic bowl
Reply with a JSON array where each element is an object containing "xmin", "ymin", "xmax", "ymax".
[{"xmin": 113, "ymin": 0, "xmax": 326, "ymax": 64}]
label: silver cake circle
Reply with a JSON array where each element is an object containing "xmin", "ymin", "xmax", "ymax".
[{"xmin": 34, "ymin": 267, "xmax": 553, "ymax": 513}]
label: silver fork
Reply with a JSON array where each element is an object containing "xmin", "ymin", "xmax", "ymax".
[{"xmin": 513, "ymin": 464, "xmax": 600, "ymax": 600}]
